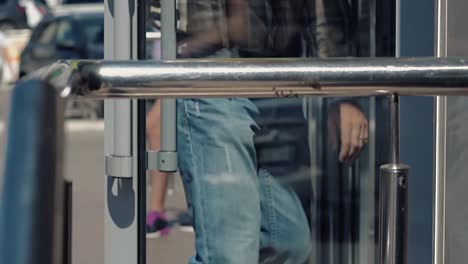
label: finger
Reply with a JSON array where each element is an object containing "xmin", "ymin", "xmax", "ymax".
[
  {"xmin": 362, "ymin": 121, "xmax": 369, "ymax": 140},
  {"xmin": 346, "ymin": 137, "xmax": 365, "ymax": 165},
  {"xmin": 347, "ymin": 145, "xmax": 363, "ymax": 164},
  {"xmin": 360, "ymin": 122, "xmax": 369, "ymax": 144},
  {"xmin": 347, "ymin": 121, "xmax": 368, "ymax": 164},
  {"xmin": 339, "ymin": 122, "xmax": 352, "ymax": 162},
  {"xmin": 347, "ymin": 122, "xmax": 363, "ymax": 161}
]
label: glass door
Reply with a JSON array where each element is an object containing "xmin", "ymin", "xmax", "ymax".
[{"xmin": 143, "ymin": 0, "xmax": 395, "ymax": 263}]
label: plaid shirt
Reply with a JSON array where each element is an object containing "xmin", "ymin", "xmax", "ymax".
[
  {"xmin": 183, "ymin": 0, "xmax": 348, "ymax": 58},
  {"xmin": 185, "ymin": 0, "xmax": 230, "ymax": 50}
]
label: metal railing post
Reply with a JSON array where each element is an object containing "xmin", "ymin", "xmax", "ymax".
[
  {"xmin": 158, "ymin": 0, "xmax": 178, "ymax": 173},
  {"xmin": 434, "ymin": 0, "xmax": 448, "ymax": 263},
  {"xmin": 378, "ymin": 95, "xmax": 409, "ymax": 264},
  {"xmin": 0, "ymin": 79, "xmax": 65, "ymax": 264},
  {"xmin": 103, "ymin": 0, "xmax": 141, "ymax": 263}
]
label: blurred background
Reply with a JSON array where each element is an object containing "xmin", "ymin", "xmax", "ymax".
[{"xmin": 0, "ymin": 1, "xmax": 194, "ymax": 263}]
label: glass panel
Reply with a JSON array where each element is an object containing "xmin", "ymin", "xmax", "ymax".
[
  {"xmin": 446, "ymin": 0, "xmax": 468, "ymax": 262},
  {"xmin": 56, "ymin": 21, "xmax": 77, "ymax": 47},
  {"xmin": 81, "ymin": 17, "xmax": 103, "ymax": 46},
  {"xmin": 37, "ymin": 22, "xmax": 57, "ymax": 45},
  {"xmin": 144, "ymin": 0, "xmax": 393, "ymax": 263}
]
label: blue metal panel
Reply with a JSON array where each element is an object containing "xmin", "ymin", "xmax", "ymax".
[
  {"xmin": 399, "ymin": 0, "xmax": 435, "ymax": 263},
  {"xmin": 0, "ymin": 80, "xmax": 63, "ymax": 264}
]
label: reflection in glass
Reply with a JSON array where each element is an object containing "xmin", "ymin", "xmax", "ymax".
[{"xmin": 145, "ymin": 0, "xmax": 393, "ymax": 263}]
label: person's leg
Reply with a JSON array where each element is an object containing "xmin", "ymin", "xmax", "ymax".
[
  {"xmin": 177, "ymin": 98, "xmax": 262, "ymax": 264},
  {"xmin": 146, "ymin": 100, "xmax": 169, "ymax": 212},
  {"xmin": 146, "ymin": 100, "xmax": 171, "ymax": 237},
  {"xmin": 258, "ymin": 168, "xmax": 311, "ymax": 264}
]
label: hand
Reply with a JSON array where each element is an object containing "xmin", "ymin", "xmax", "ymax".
[
  {"xmin": 338, "ymin": 103, "xmax": 368, "ymax": 163},
  {"xmin": 327, "ymin": 102, "xmax": 369, "ymax": 163}
]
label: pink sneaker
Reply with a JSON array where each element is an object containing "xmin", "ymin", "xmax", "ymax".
[{"xmin": 146, "ymin": 211, "xmax": 171, "ymax": 239}]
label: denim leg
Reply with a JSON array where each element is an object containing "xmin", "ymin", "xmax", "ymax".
[
  {"xmin": 259, "ymin": 169, "xmax": 311, "ymax": 264},
  {"xmin": 177, "ymin": 98, "xmax": 262, "ymax": 264}
]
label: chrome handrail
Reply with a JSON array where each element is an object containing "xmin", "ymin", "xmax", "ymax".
[{"xmin": 34, "ymin": 57, "xmax": 468, "ymax": 99}]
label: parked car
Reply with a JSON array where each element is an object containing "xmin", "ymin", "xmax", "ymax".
[
  {"xmin": 0, "ymin": 0, "xmax": 48, "ymax": 31},
  {"xmin": 0, "ymin": 32, "xmax": 4, "ymax": 84},
  {"xmin": 20, "ymin": 4, "xmax": 104, "ymax": 118},
  {"xmin": 61, "ymin": 0, "xmax": 102, "ymax": 3}
]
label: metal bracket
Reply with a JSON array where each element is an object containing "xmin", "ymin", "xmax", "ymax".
[
  {"xmin": 105, "ymin": 155, "xmax": 133, "ymax": 178},
  {"xmin": 146, "ymin": 151, "xmax": 159, "ymax": 171},
  {"xmin": 146, "ymin": 151, "xmax": 177, "ymax": 172}
]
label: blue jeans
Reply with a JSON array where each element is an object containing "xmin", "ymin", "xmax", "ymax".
[{"xmin": 177, "ymin": 98, "xmax": 311, "ymax": 264}]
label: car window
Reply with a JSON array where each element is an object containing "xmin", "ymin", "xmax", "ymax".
[
  {"xmin": 29, "ymin": 22, "xmax": 46, "ymax": 42},
  {"xmin": 81, "ymin": 17, "xmax": 103, "ymax": 45},
  {"xmin": 37, "ymin": 22, "xmax": 58, "ymax": 45},
  {"xmin": 56, "ymin": 20, "xmax": 78, "ymax": 46}
]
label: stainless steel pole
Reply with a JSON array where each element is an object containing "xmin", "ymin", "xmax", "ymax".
[
  {"xmin": 378, "ymin": 163, "xmax": 409, "ymax": 264},
  {"xmin": 434, "ymin": 0, "xmax": 448, "ymax": 263},
  {"xmin": 390, "ymin": 95, "xmax": 400, "ymax": 164},
  {"xmin": 103, "ymin": 0, "xmax": 139, "ymax": 264},
  {"xmin": 111, "ymin": 0, "xmax": 132, "ymax": 163},
  {"xmin": 159, "ymin": 0, "xmax": 178, "ymax": 172},
  {"xmin": 378, "ymin": 95, "xmax": 409, "ymax": 264}
]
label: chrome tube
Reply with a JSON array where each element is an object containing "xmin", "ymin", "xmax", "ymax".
[
  {"xmin": 111, "ymin": 0, "xmax": 133, "ymax": 157},
  {"xmin": 434, "ymin": 97, "xmax": 447, "ymax": 264},
  {"xmin": 378, "ymin": 164, "xmax": 410, "ymax": 264},
  {"xmin": 159, "ymin": 0, "xmax": 178, "ymax": 172},
  {"xmin": 378, "ymin": 93, "xmax": 408, "ymax": 264},
  {"xmin": 390, "ymin": 95, "xmax": 400, "ymax": 163},
  {"xmin": 60, "ymin": 57, "xmax": 468, "ymax": 98},
  {"xmin": 434, "ymin": 0, "xmax": 448, "ymax": 263}
]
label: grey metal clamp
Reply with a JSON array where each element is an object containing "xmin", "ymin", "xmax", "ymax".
[
  {"xmin": 146, "ymin": 151, "xmax": 177, "ymax": 172},
  {"xmin": 105, "ymin": 155, "xmax": 133, "ymax": 178}
]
